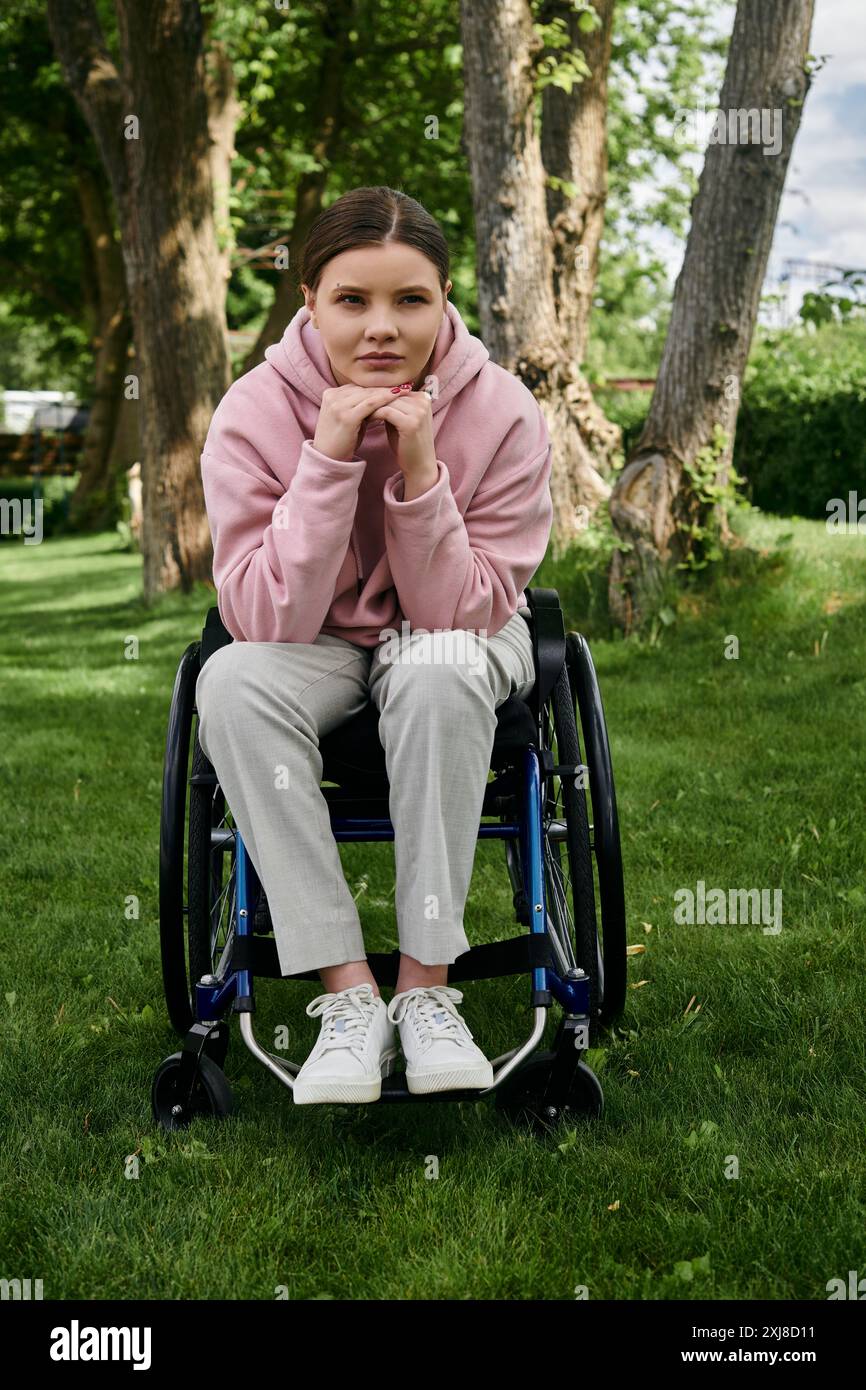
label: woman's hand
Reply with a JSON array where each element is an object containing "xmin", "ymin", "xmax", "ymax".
[
  {"xmin": 312, "ymin": 385, "xmax": 404, "ymax": 462},
  {"xmin": 367, "ymin": 385, "xmax": 439, "ymax": 494}
]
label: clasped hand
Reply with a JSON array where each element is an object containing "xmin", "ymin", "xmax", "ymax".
[{"xmin": 365, "ymin": 383, "xmax": 437, "ymax": 481}]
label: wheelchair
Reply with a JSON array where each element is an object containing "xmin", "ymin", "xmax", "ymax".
[{"xmin": 153, "ymin": 589, "xmax": 626, "ymax": 1137}]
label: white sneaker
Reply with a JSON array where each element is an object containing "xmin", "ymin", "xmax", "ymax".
[
  {"xmin": 293, "ymin": 983, "xmax": 399, "ymax": 1105},
  {"xmin": 387, "ymin": 985, "xmax": 494, "ymax": 1094}
]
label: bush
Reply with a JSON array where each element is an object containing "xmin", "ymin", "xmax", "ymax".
[
  {"xmin": 734, "ymin": 320, "xmax": 866, "ymax": 518},
  {"xmin": 593, "ymin": 386, "xmax": 652, "ymax": 458},
  {"xmin": 593, "ymin": 321, "xmax": 866, "ymax": 520},
  {"xmin": 0, "ymin": 474, "xmax": 78, "ymax": 543}
]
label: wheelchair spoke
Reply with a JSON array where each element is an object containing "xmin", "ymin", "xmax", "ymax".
[
  {"xmin": 544, "ymin": 851, "xmax": 578, "ymax": 974},
  {"xmin": 208, "ymin": 801, "xmax": 236, "ymax": 976},
  {"xmin": 541, "ymin": 702, "xmax": 583, "ymax": 977}
]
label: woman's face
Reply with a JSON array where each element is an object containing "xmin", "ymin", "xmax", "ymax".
[{"xmin": 302, "ymin": 244, "xmax": 452, "ymax": 390}]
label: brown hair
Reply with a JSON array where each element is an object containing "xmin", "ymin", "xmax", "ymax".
[{"xmin": 299, "ymin": 186, "xmax": 450, "ymax": 296}]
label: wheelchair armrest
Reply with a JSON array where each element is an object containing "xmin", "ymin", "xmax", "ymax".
[
  {"xmin": 200, "ymin": 605, "xmax": 234, "ymax": 669},
  {"xmin": 523, "ymin": 588, "xmax": 565, "ymax": 720}
]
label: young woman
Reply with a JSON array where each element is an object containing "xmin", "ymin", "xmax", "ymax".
[{"xmin": 196, "ymin": 185, "xmax": 553, "ymax": 1105}]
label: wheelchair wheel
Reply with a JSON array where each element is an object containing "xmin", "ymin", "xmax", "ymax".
[
  {"xmin": 151, "ymin": 1051, "xmax": 234, "ymax": 1131},
  {"xmin": 543, "ymin": 660, "xmax": 602, "ymax": 1041},
  {"xmin": 159, "ymin": 641, "xmax": 239, "ymax": 1036},
  {"xmin": 565, "ymin": 633, "xmax": 627, "ymax": 1026},
  {"xmin": 495, "ymin": 1050, "xmax": 604, "ymax": 1135},
  {"xmin": 159, "ymin": 640, "xmax": 202, "ymax": 1034}
]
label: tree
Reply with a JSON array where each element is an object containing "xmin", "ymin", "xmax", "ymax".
[
  {"xmin": 460, "ymin": 0, "xmax": 619, "ymax": 549},
  {"xmin": 608, "ymin": 0, "xmax": 816, "ymax": 630},
  {"xmin": 0, "ymin": 2, "xmax": 131, "ymax": 528},
  {"xmin": 46, "ymin": 0, "xmax": 239, "ymax": 598}
]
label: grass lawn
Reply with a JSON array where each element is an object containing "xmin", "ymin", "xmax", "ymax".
[{"xmin": 1, "ymin": 510, "xmax": 864, "ymax": 1300}]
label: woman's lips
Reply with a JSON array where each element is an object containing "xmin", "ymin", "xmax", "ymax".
[{"xmin": 359, "ymin": 355, "xmax": 404, "ymax": 364}]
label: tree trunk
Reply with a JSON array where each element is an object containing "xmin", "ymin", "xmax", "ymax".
[
  {"xmin": 67, "ymin": 164, "xmax": 132, "ymax": 532},
  {"xmin": 542, "ymin": 0, "xmax": 620, "ymax": 485},
  {"xmin": 460, "ymin": 0, "xmax": 620, "ymax": 553},
  {"xmin": 46, "ymin": 0, "xmax": 239, "ymax": 599},
  {"xmin": 608, "ymin": 0, "xmax": 816, "ymax": 631}
]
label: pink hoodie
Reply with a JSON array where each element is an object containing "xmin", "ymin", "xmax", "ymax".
[{"xmin": 200, "ymin": 300, "xmax": 553, "ymax": 647}]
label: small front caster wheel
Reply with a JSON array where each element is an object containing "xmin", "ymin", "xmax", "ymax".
[
  {"xmin": 495, "ymin": 1050, "xmax": 604, "ymax": 1136},
  {"xmin": 151, "ymin": 1051, "xmax": 234, "ymax": 1131}
]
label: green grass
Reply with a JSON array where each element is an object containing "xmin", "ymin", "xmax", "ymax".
[{"xmin": 1, "ymin": 513, "xmax": 864, "ymax": 1300}]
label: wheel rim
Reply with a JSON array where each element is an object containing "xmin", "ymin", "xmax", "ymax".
[{"xmin": 543, "ymin": 664, "xmax": 601, "ymax": 1030}]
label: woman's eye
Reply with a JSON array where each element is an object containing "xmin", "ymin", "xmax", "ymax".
[{"xmin": 336, "ymin": 294, "xmax": 425, "ymax": 305}]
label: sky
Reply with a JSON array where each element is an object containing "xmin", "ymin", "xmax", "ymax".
[{"xmin": 651, "ymin": 0, "xmax": 866, "ymax": 322}]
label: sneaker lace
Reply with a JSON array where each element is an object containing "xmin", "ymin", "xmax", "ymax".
[
  {"xmin": 305, "ymin": 984, "xmax": 378, "ymax": 1057},
  {"xmin": 388, "ymin": 985, "xmax": 471, "ymax": 1053}
]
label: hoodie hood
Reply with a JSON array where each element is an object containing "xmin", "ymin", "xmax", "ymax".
[{"xmin": 264, "ymin": 299, "xmax": 490, "ymax": 416}]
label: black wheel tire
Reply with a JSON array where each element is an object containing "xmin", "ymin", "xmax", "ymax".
[
  {"xmin": 547, "ymin": 660, "xmax": 602, "ymax": 1042},
  {"xmin": 565, "ymin": 633, "xmax": 627, "ymax": 1026},
  {"xmin": 159, "ymin": 642, "xmax": 201, "ymax": 1035},
  {"xmin": 495, "ymin": 1051, "xmax": 604, "ymax": 1136},
  {"xmin": 151, "ymin": 1051, "xmax": 234, "ymax": 1131}
]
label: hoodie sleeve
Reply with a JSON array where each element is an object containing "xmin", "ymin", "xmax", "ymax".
[
  {"xmin": 381, "ymin": 405, "xmax": 553, "ymax": 639},
  {"xmin": 201, "ymin": 440, "xmax": 366, "ymax": 644}
]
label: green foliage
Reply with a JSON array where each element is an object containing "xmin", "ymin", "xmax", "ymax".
[
  {"xmin": 594, "ymin": 319, "xmax": 866, "ymax": 527},
  {"xmin": 676, "ymin": 424, "xmax": 750, "ymax": 573},
  {"xmin": 593, "ymin": 385, "xmax": 653, "ymax": 453},
  {"xmin": 0, "ymin": 473, "xmax": 77, "ymax": 541},
  {"xmin": 598, "ymin": 0, "xmax": 730, "ymax": 317},
  {"xmin": 0, "ymin": 2, "xmax": 98, "ymax": 391},
  {"xmin": 531, "ymin": 0, "xmax": 599, "ymax": 94},
  {"xmin": 798, "ymin": 267, "xmax": 866, "ymax": 328},
  {"xmin": 1, "ymin": 0, "xmax": 732, "ymax": 398},
  {"xmin": 734, "ymin": 320, "xmax": 866, "ymax": 518},
  {"xmin": 533, "ymin": 497, "xmax": 632, "ymax": 640}
]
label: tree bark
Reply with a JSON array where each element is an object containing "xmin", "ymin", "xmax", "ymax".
[
  {"xmin": 67, "ymin": 163, "xmax": 132, "ymax": 531},
  {"xmin": 608, "ymin": 0, "xmax": 816, "ymax": 631},
  {"xmin": 542, "ymin": 0, "xmax": 620, "ymax": 484},
  {"xmin": 460, "ymin": 0, "xmax": 620, "ymax": 553},
  {"xmin": 46, "ymin": 0, "xmax": 238, "ymax": 599}
]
